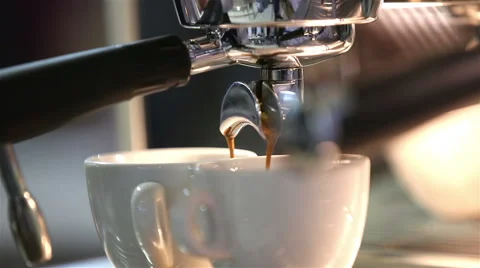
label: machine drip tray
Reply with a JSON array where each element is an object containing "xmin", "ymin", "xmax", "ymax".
[{"xmin": 354, "ymin": 174, "xmax": 480, "ymax": 268}]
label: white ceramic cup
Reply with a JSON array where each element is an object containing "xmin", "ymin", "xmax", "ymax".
[
  {"xmin": 85, "ymin": 148, "xmax": 257, "ymax": 268},
  {"xmin": 172, "ymin": 155, "xmax": 371, "ymax": 268}
]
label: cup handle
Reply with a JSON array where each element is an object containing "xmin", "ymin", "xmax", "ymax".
[
  {"xmin": 179, "ymin": 191, "xmax": 232, "ymax": 260},
  {"xmin": 131, "ymin": 182, "xmax": 173, "ymax": 268}
]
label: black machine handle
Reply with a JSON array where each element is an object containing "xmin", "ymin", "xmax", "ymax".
[{"xmin": 0, "ymin": 35, "xmax": 191, "ymax": 144}]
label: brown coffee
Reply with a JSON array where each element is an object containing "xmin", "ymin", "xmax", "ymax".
[
  {"xmin": 262, "ymin": 116, "xmax": 279, "ymax": 170},
  {"xmin": 223, "ymin": 117, "xmax": 278, "ymax": 170},
  {"xmin": 224, "ymin": 127, "xmax": 236, "ymax": 159}
]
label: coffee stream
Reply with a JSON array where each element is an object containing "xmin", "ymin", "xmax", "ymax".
[
  {"xmin": 223, "ymin": 116, "xmax": 278, "ymax": 170},
  {"xmin": 262, "ymin": 115, "xmax": 279, "ymax": 170},
  {"xmin": 224, "ymin": 127, "xmax": 236, "ymax": 159}
]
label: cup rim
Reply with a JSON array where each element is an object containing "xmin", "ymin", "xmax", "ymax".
[
  {"xmin": 198, "ymin": 154, "xmax": 369, "ymax": 171},
  {"xmin": 84, "ymin": 147, "xmax": 257, "ymax": 166}
]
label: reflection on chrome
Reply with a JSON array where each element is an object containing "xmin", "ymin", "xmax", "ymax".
[
  {"xmin": 174, "ymin": 0, "xmax": 381, "ymax": 28},
  {"xmin": 187, "ymin": 25, "xmax": 355, "ymax": 74}
]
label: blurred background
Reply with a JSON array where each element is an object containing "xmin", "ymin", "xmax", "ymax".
[{"xmin": 1, "ymin": 0, "xmax": 478, "ymax": 267}]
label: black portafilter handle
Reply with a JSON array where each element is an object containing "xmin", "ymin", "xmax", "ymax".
[
  {"xmin": 0, "ymin": 35, "xmax": 191, "ymax": 144},
  {"xmin": 279, "ymin": 48, "xmax": 480, "ymax": 156}
]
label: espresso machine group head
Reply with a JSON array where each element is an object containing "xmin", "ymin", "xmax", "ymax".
[
  {"xmin": 0, "ymin": 0, "xmax": 479, "ymax": 266},
  {"xmin": 176, "ymin": 0, "xmax": 380, "ymax": 140}
]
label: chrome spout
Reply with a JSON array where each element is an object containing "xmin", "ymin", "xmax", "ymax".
[
  {"xmin": 219, "ymin": 81, "xmax": 264, "ymax": 138},
  {"xmin": 260, "ymin": 68, "xmax": 304, "ymax": 118},
  {"xmin": 219, "ymin": 68, "xmax": 303, "ymax": 140}
]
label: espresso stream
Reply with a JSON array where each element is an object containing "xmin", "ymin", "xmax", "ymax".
[
  {"xmin": 223, "ymin": 119, "xmax": 279, "ymax": 170},
  {"xmin": 224, "ymin": 127, "xmax": 236, "ymax": 159},
  {"xmin": 262, "ymin": 117, "xmax": 279, "ymax": 170}
]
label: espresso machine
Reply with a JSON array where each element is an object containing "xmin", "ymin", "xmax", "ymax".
[{"xmin": 0, "ymin": 0, "xmax": 479, "ymax": 267}]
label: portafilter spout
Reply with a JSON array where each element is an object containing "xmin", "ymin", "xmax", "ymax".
[
  {"xmin": 220, "ymin": 68, "xmax": 303, "ymax": 140},
  {"xmin": 219, "ymin": 82, "xmax": 264, "ymax": 139}
]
